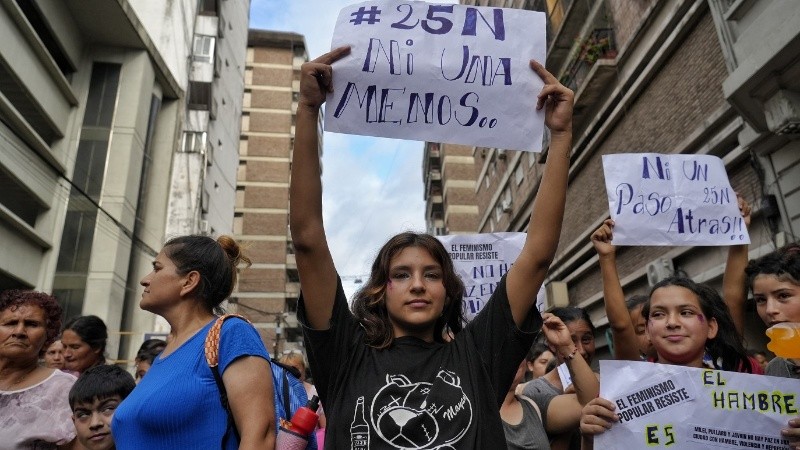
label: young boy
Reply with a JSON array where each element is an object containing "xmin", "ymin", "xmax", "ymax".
[{"xmin": 69, "ymin": 365, "xmax": 136, "ymax": 450}]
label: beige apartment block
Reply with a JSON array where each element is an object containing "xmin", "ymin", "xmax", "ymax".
[{"xmin": 233, "ymin": 30, "xmax": 308, "ymax": 356}]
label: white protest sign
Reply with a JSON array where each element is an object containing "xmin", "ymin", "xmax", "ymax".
[
  {"xmin": 326, "ymin": 0, "xmax": 546, "ymax": 151},
  {"xmin": 596, "ymin": 360, "xmax": 796, "ymax": 449},
  {"xmin": 602, "ymin": 153, "xmax": 750, "ymax": 246},
  {"xmin": 437, "ymin": 232, "xmax": 543, "ymax": 321}
]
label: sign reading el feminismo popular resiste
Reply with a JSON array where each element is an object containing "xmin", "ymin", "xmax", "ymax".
[
  {"xmin": 325, "ymin": 0, "xmax": 547, "ymax": 151},
  {"xmin": 596, "ymin": 361, "xmax": 796, "ymax": 450},
  {"xmin": 603, "ymin": 153, "xmax": 750, "ymax": 246},
  {"xmin": 437, "ymin": 233, "xmax": 545, "ymax": 321}
]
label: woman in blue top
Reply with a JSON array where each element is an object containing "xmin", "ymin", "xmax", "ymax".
[
  {"xmin": 291, "ymin": 46, "xmax": 574, "ymax": 449},
  {"xmin": 112, "ymin": 235, "xmax": 275, "ymax": 449}
]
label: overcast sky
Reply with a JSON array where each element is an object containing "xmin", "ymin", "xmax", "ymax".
[{"xmin": 250, "ymin": 0, "xmax": 454, "ymax": 296}]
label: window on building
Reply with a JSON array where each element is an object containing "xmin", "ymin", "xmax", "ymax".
[
  {"xmin": 15, "ymin": 0, "xmax": 75, "ymax": 75},
  {"xmin": 198, "ymin": 0, "xmax": 218, "ymax": 15},
  {"xmin": 192, "ymin": 35, "xmax": 216, "ymax": 63},
  {"xmin": 0, "ymin": 167, "xmax": 42, "ymax": 226},
  {"xmin": 53, "ymin": 62, "xmax": 121, "ymax": 319},
  {"xmin": 133, "ymin": 96, "xmax": 161, "ymax": 233},
  {"xmin": 181, "ymin": 132, "xmax": 207, "ymax": 153}
]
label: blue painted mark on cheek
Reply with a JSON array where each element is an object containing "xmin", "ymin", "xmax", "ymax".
[{"xmin": 698, "ymin": 315, "xmax": 705, "ymax": 323}]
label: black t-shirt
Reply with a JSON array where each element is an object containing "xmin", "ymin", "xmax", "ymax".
[{"xmin": 298, "ymin": 274, "xmax": 541, "ymax": 449}]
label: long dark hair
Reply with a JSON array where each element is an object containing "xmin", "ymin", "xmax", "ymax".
[
  {"xmin": 163, "ymin": 235, "xmax": 251, "ymax": 314},
  {"xmin": 63, "ymin": 315, "xmax": 108, "ymax": 364},
  {"xmin": 352, "ymin": 232, "xmax": 466, "ymax": 349},
  {"xmin": 550, "ymin": 306, "xmax": 595, "ymax": 334},
  {"xmin": 745, "ymin": 243, "xmax": 800, "ymax": 292},
  {"xmin": 644, "ymin": 277, "xmax": 753, "ymax": 373}
]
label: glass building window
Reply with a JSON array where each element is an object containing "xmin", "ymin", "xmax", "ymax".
[{"xmin": 53, "ymin": 63, "xmax": 121, "ymax": 319}]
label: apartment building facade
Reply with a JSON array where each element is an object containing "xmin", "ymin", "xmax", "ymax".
[
  {"xmin": 425, "ymin": 0, "xmax": 799, "ymax": 352},
  {"xmin": 0, "ymin": 0, "xmax": 250, "ymax": 363},
  {"xmin": 232, "ymin": 30, "xmax": 309, "ymax": 356}
]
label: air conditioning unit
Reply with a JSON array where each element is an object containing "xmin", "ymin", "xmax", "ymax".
[
  {"xmin": 198, "ymin": 219, "xmax": 211, "ymax": 235},
  {"xmin": 543, "ymin": 281, "xmax": 569, "ymax": 311},
  {"xmin": 501, "ymin": 199, "xmax": 512, "ymax": 212},
  {"xmin": 647, "ymin": 258, "xmax": 674, "ymax": 287},
  {"xmin": 497, "ymin": 149, "xmax": 507, "ymax": 160}
]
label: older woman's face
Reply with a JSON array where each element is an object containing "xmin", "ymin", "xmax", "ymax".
[
  {"xmin": 62, "ymin": 329, "xmax": 102, "ymax": 373},
  {"xmin": 44, "ymin": 340, "xmax": 65, "ymax": 369},
  {"xmin": 0, "ymin": 304, "xmax": 48, "ymax": 362}
]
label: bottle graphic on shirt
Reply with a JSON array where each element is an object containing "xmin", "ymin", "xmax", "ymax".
[{"xmin": 350, "ymin": 396, "xmax": 369, "ymax": 450}]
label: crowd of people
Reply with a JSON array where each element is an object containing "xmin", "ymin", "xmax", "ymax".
[{"xmin": 0, "ymin": 45, "xmax": 798, "ymax": 450}]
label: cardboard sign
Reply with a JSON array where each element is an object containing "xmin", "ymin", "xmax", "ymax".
[
  {"xmin": 603, "ymin": 153, "xmax": 750, "ymax": 246},
  {"xmin": 596, "ymin": 360, "xmax": 796, "ymax": 449},
  {"xmin": 326, "ymin": 0, "xmax": 547, "ymax": 151}
]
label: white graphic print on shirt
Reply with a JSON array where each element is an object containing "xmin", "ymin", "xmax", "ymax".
[{"xmin": 350, "ymin": 370, "xmax": 472, "ymax": 449}]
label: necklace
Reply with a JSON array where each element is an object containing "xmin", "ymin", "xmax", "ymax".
[{"xmin": 0, "ymin": 365, "xmax": 38, "ymax": 390}]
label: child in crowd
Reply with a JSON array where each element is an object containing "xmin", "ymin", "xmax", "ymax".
[
  {"xmin": 518, "ymin": 306, "xmax": 599, "ymax": 450},
  {"xmin": 291, "ymin": 45, "xmax": 573, "ymax": 448},
  {"xmin": 525, "ymin": 341, "xmax": 555, "ymax": 381},
  {"xmin": 590, "ymin": 195, "xmax": 751, "ymax": 361},
  {"xmin": 501, "ymin": 314, "xmax": 599, "ymax": 449},
  {"xmin": 745, "ymin": 242, "xmax": 800, "ymax": 447},
  {"xmin": 579, "ymin": 276, "xmax": 759, "ymax": 449},
  {"xmin": 133, "ymin": 338, "xmax": 166, "ymax": 382},
  {"xmin": 69, "ymin": 365, "xmax": 136, "ymax": 450}
]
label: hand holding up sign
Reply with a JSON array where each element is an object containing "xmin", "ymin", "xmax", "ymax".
[
  {"xmin": 579, "ymin": 397, "xmax": 619, "ymax": 450},
  {"xmin": 590, "ymin": 219, "xmax": 616, "ymax": 258},
  {"xmin": 298, "ymin": 46, "xmax": 351, "ymax": 110},
  {"xmin": 531, "ymin": 60, "xmax": 573, "ymax": 136}
]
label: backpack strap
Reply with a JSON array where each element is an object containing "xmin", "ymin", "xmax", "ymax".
[
  {"xmin": 270, "ymin": 359, "xmax": 299, "ymax": 417},
  {"xmin": 204, "ymin": 314, "xmax": 250, "ymax": 449}
]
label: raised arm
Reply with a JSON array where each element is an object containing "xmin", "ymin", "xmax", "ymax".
[
  {"xmin": 591, "ymin": 220, "xmax": 640, "ymax": 360},
  {"xmin": 290, "ymin": 46, "xmax": 351, "ymax": 329},
  {"xmin": 538, "ymin": 313, "xmax": 600, "ymax": 434},
  {"xmin": 506, "ymin": 61, "xmax": 574, "ymax": 326},
  {"xmin": 722, "ymin": 194, "xmax": 751, "ymax": 335}
]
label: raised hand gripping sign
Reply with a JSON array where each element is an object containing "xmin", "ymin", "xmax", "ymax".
[
  {"xmin": 602, "ymin": 153, "xmax": 750, "ymax": 246},
  {"xmin": 597, "ymin": 361, "xmax": 796, "ymax": 450},
  {"xmin": 325, "ymin": 0, "xmax": 547, "ymax": 152}
]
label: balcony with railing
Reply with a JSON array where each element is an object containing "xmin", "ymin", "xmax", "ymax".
[{"xmin": 560, "ymin": 28, "xmax": 618, "ymax": 128}]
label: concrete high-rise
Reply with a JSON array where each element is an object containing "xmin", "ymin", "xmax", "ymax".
[{"xmin": 0, "ymin": 0, "xmax": 250, "ymax": 364}]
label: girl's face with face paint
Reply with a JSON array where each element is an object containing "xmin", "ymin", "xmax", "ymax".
[
  {"xmin": 383, "ymin": 246, "xmax": 447, "ymax": 342},
  {"xmin": 646, "ymin": 286, "xmax": 718, "ymax": 368}
]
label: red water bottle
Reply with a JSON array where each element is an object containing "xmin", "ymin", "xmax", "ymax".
[
  {"xmin": 290, "ymin": 395, "xmax": 320, "ymax": 436},
  {"xmin": 276, "ymin": 395, "xmax": 320, "ymax": 450}
]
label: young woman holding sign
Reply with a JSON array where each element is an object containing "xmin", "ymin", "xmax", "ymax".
[
  {"xmin": 578, "ymin": 276, "xmax": 758, "ymax": 449},
  {"xmin": 291, "ymin": 45, "xmax": 574, "ymax": 448},
  {"xmin": 590, "ymin": 194, "xmax": 754, "ymax": 362}
]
